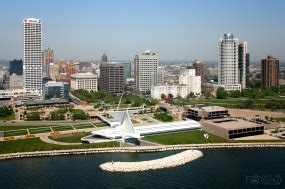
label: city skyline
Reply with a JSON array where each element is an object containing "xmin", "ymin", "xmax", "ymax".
[{"xmin": 0, "ymin": 0, "xmax": 285, "ymax": 61}]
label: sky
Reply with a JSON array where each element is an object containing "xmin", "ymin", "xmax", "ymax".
[{"xmin": 0, "ymin": 0, "xmax": 284, "ymax": 62}]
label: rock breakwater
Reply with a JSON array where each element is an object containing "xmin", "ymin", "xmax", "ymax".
[{"xmin": 99, "ymin": 150, "xmax": 203, "ymax": 172}]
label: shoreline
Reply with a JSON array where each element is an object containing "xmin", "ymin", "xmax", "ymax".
[{"xmin": 0, "ymin": 142, "xmax": 285, "ymax": 161}]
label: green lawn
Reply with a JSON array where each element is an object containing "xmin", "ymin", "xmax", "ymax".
[
  {"xmin": 73, "ymin": 123, "xmax": 94, "ymax": 129},
  {"xmin": 94, "ymin": 122, "xmax": 109, "ymax": 127},
  {"xmin": 52, "ymin": 125, "xmax": 74, "ymax": 131},
  {"xmin": 49, "ymin": 132, "xmax": 91, "ymax": 143},
  {"xmin": 0, "ymin": 114, "xmax": 16, "ymax": 121},
  {"xmin": 143, "ymin": 130, "xmax": 282, "ymax": 145},
  {"xmin": 0, "ymin": 138, "xmax": 120, "ymax": 154},
  {"xmin": 29, "ymin": 127, "xmax": 52, "ymax": 134},
  {"xmin": 143, "ymin": 130, "xmax": 229, "ymax": 144},
  {"xmin": 274, "ymin": 117, "xmax": 285, "ymax": 122},
  {"xmin": 4, "ymin": 130, "xmax": 28, "ymax": 137},
  {"xmin": 0, "ymin": 124, "xmax": 70, "ymax": 131}
]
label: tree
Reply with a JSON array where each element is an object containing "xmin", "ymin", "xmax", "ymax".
[
  {"xmin": 205, "ymin": 91, "xmax": 211, "ymax": 99},
  {"xmin": 216, "ymin": 87, "xmax": 228, "ymax": 99},
  {"xmin": 160, "ymin": 93, "xmax": 166, "ymax": 99},
  {"xmin": 168, "ymin": 93, "xmax": 174, "ymax": 99},
  {"xmin": 104, "ymin": 93, "xmax": 114, "ymax": 104},
  {"xmin": 239, "ymin": 99, "xmax": 254, "ymax": 109},
  {"xmin": 229, "ymin": 90, "xmax": 241, "ymax": 98}
]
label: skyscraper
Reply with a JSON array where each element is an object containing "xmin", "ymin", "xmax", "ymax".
[
  {"xmin": 192, "ymin": 59, "xmax": 205, "ymax": 84},
  {"xmin": 218, "ymin": 33, "xmax": 241, "ymax": 91},
  {"xmin": 9, "ymin": 59, "xmax": 24, "ymax": 90},
  {"xmin": 43, "ymin": 48, "xmax": 54, "ymax": 77},
  {"xmin": 101, "ymin": 53, "xmax": 108, "ymax": 63},
  {"xmin": 9, "ymin": 59, "xmax": 23, "ymax": 76},
  {"xmin": 23, "ymin": 18, "xmax": 42, "ymax": 95},
  {"xmin": 134, "ymin": 50, "xmax": 158, "ymax": 92},
  {"xmin": 99, "ymin": 62, "xmax": 124, "ymax": 94},
  {"xmin": 261, "ymin": 55, "xmax": 279, "ymax": 87},
  {"xmin": 238, "ymin": 42, "xmax": 249, "ymax": 89}
]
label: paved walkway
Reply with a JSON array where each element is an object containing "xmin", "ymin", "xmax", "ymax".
[{"xmin": 40, "ymin": 135, "xmax": 81, "ymax": 145}]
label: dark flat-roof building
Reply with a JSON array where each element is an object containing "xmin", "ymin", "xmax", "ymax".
[
  {"xmin": 261, "ymin": 55, "xmax": 279, "ymax": 87},
  {"xmin": 202, "ymin": 118, "xmax": 264, "ymax": 139},
  {"xmin": 184, "ymin": 105, "xmax": 229, "ymax": 121},
  {"xmin": 99, "ymin": 62, "xmax": 124, "ymax": 94}
]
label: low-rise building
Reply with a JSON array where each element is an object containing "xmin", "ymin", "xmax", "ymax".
[
  {"xmin": 9, "ymin": 74, "xmax": 24, "ymax": 90},
  {"xmin": 184, "ymin": 105, "xmax": 229, "ymax": 121},
  {"xmin": 202, "ymin": 118, "xmax": 264, "ymax": 139},
  {"xmin": 70, "ymin": 72, "xmax": 98, "ymax": 92},
  {"xmin": 43, "ymin": 81, "xmax": 69, "ymax": 99},
  {"xmin": 151, "ymin": 85, "xmax": 187, "ymax": 99}
]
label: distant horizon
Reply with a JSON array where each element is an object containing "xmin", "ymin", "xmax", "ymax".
[{"xmin": 0, "ymin": 0, "xmax": 285, "ymax": 61}]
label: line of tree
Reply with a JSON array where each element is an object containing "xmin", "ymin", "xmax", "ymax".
[
  {"xmin": 216, "ymin": 87, "xmax": 285, "ymax": 99},
  {"xmin": 0, "ymin": 106, "xmax": 13, "ymax": 118}
]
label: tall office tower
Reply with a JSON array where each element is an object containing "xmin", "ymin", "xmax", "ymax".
[
  {"xmin": 23, "ymin": 18, "xmax": 43, "ymax": 95},
  {"xmin": 65, "ymin": 63, "xmax": 77, "ymax": 83},
  {"xmin": 179, "ymin": 67, "xmax": 201, "ymax": 95},
  {"xmin": 99, "ymin": 62, "xmax": 124, "ymax": 94},
  {"xmin": 42, "ymin": 48, "xmax": 54, "ymax": 77},
  {"xmin": 261, "ymin": 55, "xmax": 279, "ymax": 87},
  {"xmin": 192, "ymin": 59, "xmax": 205, "ymax": 84},
  {"xmin": 246, "ymin": 53, "xmax": 250, "ymax": 88},
  {"xmin": 157, "ymin": 67, "xmax": 165, "ymax": 85},
  {"xmin": 9, "ymin": 59, "xmax": 24, "ymax": 90},
  {"xmin": 218, "ymin": 33, "xmax": 241, "ymax": 91},
  {"xmin": 49, "ymin": 63, "xmax": 59, "ymax": 81},
  {"xmin": 101, "ymin": 53, "xmax": 108, "ymax": 63},
  {"xmin": 59, "ymin": 60, "xmax": 68, "ymax": 73},
  {"xmin": 238, "ymin": 42, "xmax": 249, "ymax": 89},
  {"xmin": 134, "ymin": 50, "xmax": 158, "ymax": 92},
  {"xmin": 123, "ymin": 62, "xmax": 132, "ymax": 79}
]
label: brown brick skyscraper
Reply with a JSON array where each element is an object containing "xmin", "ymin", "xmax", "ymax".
[
  {"xmin": 192, "ymin": 59, "xmax": 205, "ymax": 84},
  {"xmin": 261, "ymin": 55, "xmax": 279, "ymax": 87}
]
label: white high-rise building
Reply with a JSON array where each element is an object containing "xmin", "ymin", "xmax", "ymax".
[
  {"xmin": 134, "ymin": 50, "xmax": 158, "ymax": 92},
  {"xmin": 179, "ymin": 67, "xmax": 201, "ymax": 96},
  {"xmin": 218, "ymin": 33, "xmax": 241, "ymax": 91},
  {"xmin": 151, "ymin": 85, "xmax": 187, "ymax": 99},
  {"xmin": 23, "ymin": 18, "xmax": 43, "ymax": 95}
]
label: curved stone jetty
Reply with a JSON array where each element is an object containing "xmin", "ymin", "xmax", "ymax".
[{"xmin": 99, "ymin": 150, "xmax": 203, "ymax": 172}]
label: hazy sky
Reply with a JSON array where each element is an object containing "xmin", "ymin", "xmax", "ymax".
[{"xmin": 0, "ymin": 0, "xmax": 284, "ymax": 61}]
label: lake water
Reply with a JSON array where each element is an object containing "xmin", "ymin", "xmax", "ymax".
[{"xmin": 0, "ymin": 148, "xmax": 284, "ymax": 188}]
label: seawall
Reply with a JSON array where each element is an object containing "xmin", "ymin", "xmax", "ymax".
[{"xmin": 0, "ymin": 142, "xmax": 285, "ymax": 161}]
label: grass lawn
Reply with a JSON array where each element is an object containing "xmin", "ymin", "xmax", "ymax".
[
  {"xmin": 0, "ymin": 114, "xmax": 16, "ymax": 121},
  {"xmin": 94, "ymin": 122, "xmax": 109, "ymax": 127},
  {"xmin": 0, "ymin": 124, "xmax": 71, "ymax": 131},
  {"xmin": 52, "ymin": 125, "xmax": 74, "ymax": 131},
  {"xmin": 73, "ymin": 123, "xmax": 94, "ymax": 129},
  {"xmin": 29, "ymin": 127, "xmax": 52, "ymax": 134},
  {"xmin": 0, "ymin": 138, "xmax": 120, "ymax": 154},
  {"xmin": 4, "ymin": 130, "xmax": 28, "ymax": 137},
  {"xmin": 143, "ymin": 130, "xmax": 282, "ymax": 145},
  {"xmin": 49, "ymin": 132, "xmax": 91, "ymax": 143},
  {"xmin": 274, "ymin": 117, "xmax": 285, "ymax": 122}
]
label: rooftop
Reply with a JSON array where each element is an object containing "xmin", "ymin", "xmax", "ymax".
[
  {"xmin": 188, "ymin": 106, "xmax": 228, "ymax": 112},
  {"xmin": 204, "ymin": 118, "xmax": 261, "ymax": 130},
  {"xmin": 71, "ymin": 72, "xmax": 97, "ymax": 79}
]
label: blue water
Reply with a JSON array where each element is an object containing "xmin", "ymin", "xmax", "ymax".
[{"xmin": 0, "ymin": 148, "xmax": 284, "ymax": 188}]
